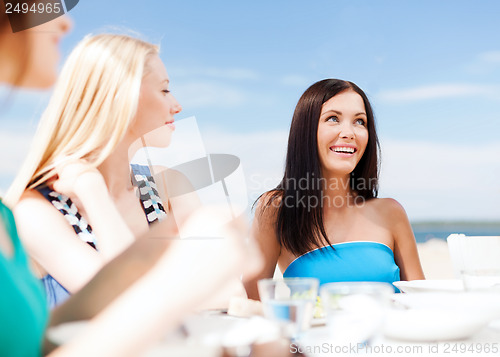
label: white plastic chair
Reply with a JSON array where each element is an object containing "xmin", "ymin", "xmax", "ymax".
[{"xmin": 447, "ymin": 234, "xmax": 500, "ymax": 278}]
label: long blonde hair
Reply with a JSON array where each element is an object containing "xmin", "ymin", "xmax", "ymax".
[{"xmin": 4, "ymin": 33, "xmax": 159, "ymax": 206}]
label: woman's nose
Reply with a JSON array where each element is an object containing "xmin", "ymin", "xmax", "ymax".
[
  {"xmin": 59, "ymin": 15, "xmax": 73, "ymax": 35},
  {"xmin": 339, "ymin": 124, "xmax": 355, "ymax": 139},
  {"xmin": 171, "ymin": 97, "xmax": 182, "ymax": 114}
]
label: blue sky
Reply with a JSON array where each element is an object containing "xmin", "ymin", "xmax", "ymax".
[{"xmin": 1, "ymin": 0, "xmax": 500, "ymax": 221}]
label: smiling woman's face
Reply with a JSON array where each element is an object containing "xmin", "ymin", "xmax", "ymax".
[
  {"xmin": 316, "ymin": 89, "xmax": 369, "ymax": 178},
  {"xmin": 0, "ymin": 14, "xmax": 71, "ymax": 88},
  {"xmin": 127, "ymin": 55, "xmax": 182, "ymax": 147}
]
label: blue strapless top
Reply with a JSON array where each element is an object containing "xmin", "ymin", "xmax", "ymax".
[{"xmin": 283, "ymin": 241, "xmax": 400, "ymax": 288}]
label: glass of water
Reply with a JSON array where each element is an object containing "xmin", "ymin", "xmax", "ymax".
[{"xmin": 258, "ymin": 278, "xmax": 319, "ymax": 340}]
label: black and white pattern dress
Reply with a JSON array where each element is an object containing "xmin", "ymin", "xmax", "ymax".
[
  {"xmin": 130, "ymin": 164, "xmax": 167, "ymax": 224},
  {"xmin": 37, "ymin": 164, "xmax": 166, "ymax": 308}
]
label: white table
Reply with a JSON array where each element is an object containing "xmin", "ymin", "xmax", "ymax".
[
  {"xmin": 49, "ymin": 300, "xmax": 500, "ymax": 357},
  {"xmin": 297, "ymin": 322, "xmax": 500, "ymax": 356}
]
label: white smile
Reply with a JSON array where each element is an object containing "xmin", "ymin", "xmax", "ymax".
[{"xmin": 331, "ymin": 146, "xmax": 356, "ymax": 154}]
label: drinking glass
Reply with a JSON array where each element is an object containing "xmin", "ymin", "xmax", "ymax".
[
  {"xmin": 258, "ymin": 278, "xmax": 319, "ymax": 340},
  {"xmin": 320, "ymin": 282, "xmax": 394, "ymax": 345}
]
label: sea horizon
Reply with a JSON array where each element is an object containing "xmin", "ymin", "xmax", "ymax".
[{"xmin": 411, "ymin": 221, "xmax": 500, "ymax": 243}]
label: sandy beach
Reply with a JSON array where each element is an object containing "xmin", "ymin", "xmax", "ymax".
[{"xmin": 417, "ymin": 239, "xmax": 455, "ymax": 279}]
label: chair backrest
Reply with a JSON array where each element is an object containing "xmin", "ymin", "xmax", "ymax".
[{"xmin": 447, "ymin": 234, "xmax": 500, "ymax": 278}]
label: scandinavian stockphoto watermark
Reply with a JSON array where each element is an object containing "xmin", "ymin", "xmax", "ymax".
[
  {"xmin": 3, "ymin": 0, "xmax": 79, "ymax": 32},
  {"xmin": 249, "ymin": 173, "xmax": 376, "ymax": 210}
]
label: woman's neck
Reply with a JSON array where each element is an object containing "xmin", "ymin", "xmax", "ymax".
[
  {"xmin": 98, "ymin": 140, "xmax": 134, "ymax": 198},
  {"xmin": 321, "ymin": 173, "xmax": 355, "ymax": 210}
]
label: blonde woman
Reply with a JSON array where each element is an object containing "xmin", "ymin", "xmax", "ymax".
[
  {"xmin": 0, "ymin": 4, "xmax": 261, "ymax": 356},
  {"xmin": 4, "ymin": 33, "xmax": 194, "ymax": 307}
]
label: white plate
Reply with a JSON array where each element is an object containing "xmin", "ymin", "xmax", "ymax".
[
  {"xmin": 385, "ymin": 292, "xmax": 500, "ymax": 342},
  {"xmin": 392, "ymin": 292, "xmax": 500, "ymax": 314},
  {"xmin": 393, "ymin": 279, "xmax": 464, "ymax": 293},
  {"xmin": 46, "ymin": 319, "xmax": 239, "ymax": 357},
  {"xmin": 384, "ymin": 309, "xmax": 486, "ymax": 341},
  {"xmin": 47, "ymin": 320, "xmax": 194, "ymax": 346}
]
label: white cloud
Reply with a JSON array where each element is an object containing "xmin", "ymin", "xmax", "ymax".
[
  {"xmin": 174, "ymin": 81, "xmax": 247, "ymax": 108},
  {"xmin": 379, "ymin": 139, "xmax": 500, "ymax": 221},
  {"xmin": 0, "ymin": 130, "xmax": 35, "ymax": 195},
  {"xmin": 201, "ymin": 130, "xmax": 500, "ymax": 221},
  {"xmin": 203, "ymin": 132, "xmax": 500, "ymax": 221},
  {"xmin": 0, "ymin": 131, "xmax": 35, "ymax": 172},
  {"xmin": 377, "ymin": 83, "xmax": 500, "ymax": 102},
  {"xmin": 166, "ymin": 65, "xmax": 260, "ymax": 109},
  {"xmin": 202, "ymin": 129, "xmax": 288, "ymax": 202},
  {"xmin": 478, "ymin": 51, "xmax": 500, "ymax": 64},
  {"xmin": 464, "ymin": 51, "xmax": 500, "ymax": 75}
]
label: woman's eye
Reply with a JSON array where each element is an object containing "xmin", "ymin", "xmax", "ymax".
[
  {"xmin": 326, "ymin": 116, "xmax": 339, "ymax": 122},
  {"xmin": 355, "ymin": 118, "xmax": 366, "ymax": 126}
]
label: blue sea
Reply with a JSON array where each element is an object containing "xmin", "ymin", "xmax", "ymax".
[{"xmin": 411, "ymin": 222, "xmax": 500, "ymax": 243}]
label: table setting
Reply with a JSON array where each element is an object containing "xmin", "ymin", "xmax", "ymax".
[
  {"xmin": 47, "ymin": 235, "xmax": 500, "ymax": 356},
  {"xmin": 287, "ymin": 279, "xmax": 500, "ymax": 356},
  {"xmin": 47, "ymin": 277, "xmax": 500, "ymax": 357}
]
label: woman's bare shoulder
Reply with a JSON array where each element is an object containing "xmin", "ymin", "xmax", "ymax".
[
  {"xmin": 16, "ymin": 188, "xmax": 52, "ymax": 209},
  {"xmin": 15, "ymin": 188, "xmax": 65, "ymax": 224},
  {"xmin": 363, "ymin": 197, "xmax": 409, "ymax": 227},
  {"xmin": 365, "ymin": 197, "xmax": 406, "ymax": 215}
]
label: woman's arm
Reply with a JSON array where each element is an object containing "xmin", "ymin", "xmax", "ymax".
[
  {"xmin": 383, "ymin": 198, "xmax": 425, "ymax": 281},
  {"xmin": 244, "ymin": 195, "xmax": 281, "ymax": 300},
  {"xmin": 14, "ymin": 165, "xmax": 135, "ymax": 292}
]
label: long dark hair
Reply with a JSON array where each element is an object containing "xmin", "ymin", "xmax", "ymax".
[{"xmin": 259, "ymin": 79, "xmax": 380, "ymax": 256}]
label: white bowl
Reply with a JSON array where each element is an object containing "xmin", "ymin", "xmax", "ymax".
[
  {"xmin": 393, "ymin": 292, "xmax": 500, "ymax": 314},
  {"xmin": 385, "ymin": 292, "xmax": 500, "ymax": 341},
  {"xmin": 384, "ymin": 309, "xmax": 487, "ymax": 341},
  {"xmin": 393, "ymin": 279, "xmax": 464, "ymax": 293}
]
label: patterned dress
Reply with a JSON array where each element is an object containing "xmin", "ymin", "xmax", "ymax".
[{"xmin": 37, "ymin": 165, "xmax": 166, "ymax": 308}]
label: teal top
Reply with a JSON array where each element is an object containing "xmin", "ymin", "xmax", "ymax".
[
  {"xmin": 283, "ymin": 241, "xmax": 400, "ymax": 288},
  {"xmin": 0, "ymin": 201, "xmax": 49, "ymax": 357}
]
